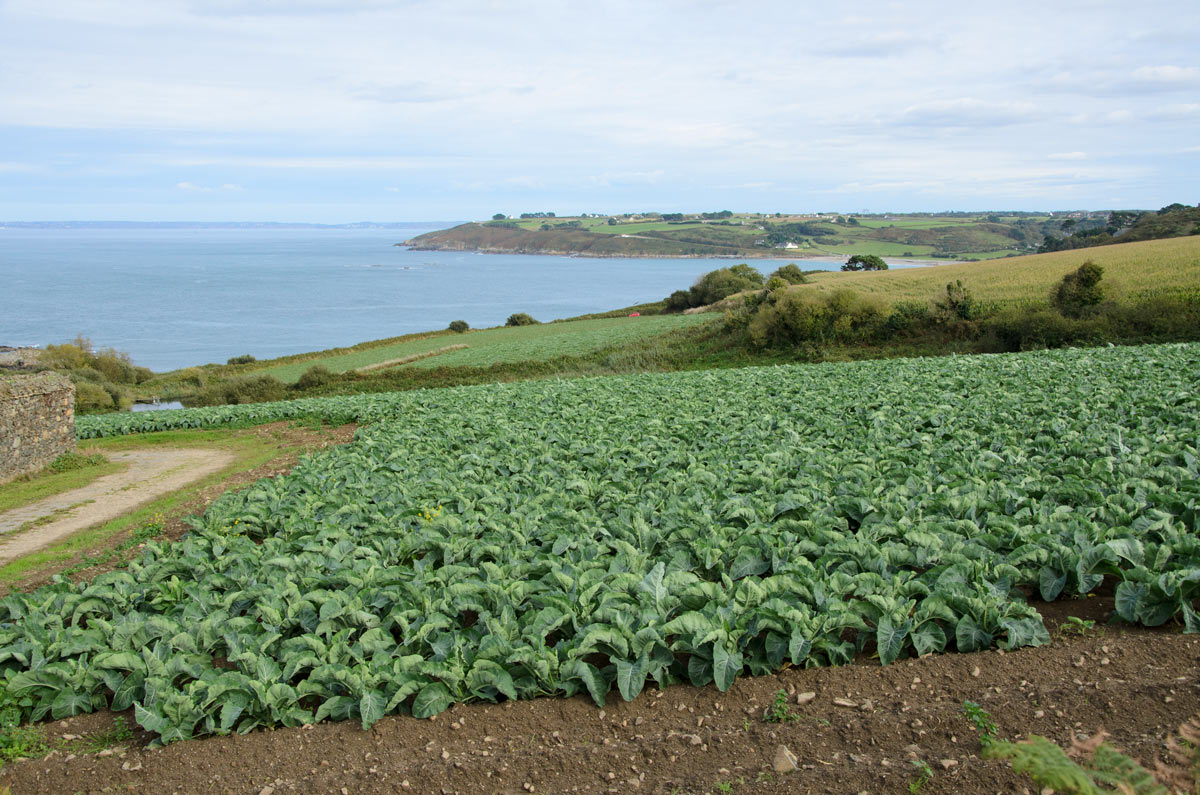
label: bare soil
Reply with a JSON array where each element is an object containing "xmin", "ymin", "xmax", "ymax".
[{"xmin": 2, "ymin": 596, "xmax": 1197, "ymax": 795}]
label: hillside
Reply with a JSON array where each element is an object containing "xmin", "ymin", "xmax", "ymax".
[
  {"xmin": 798, "ymin": 234, "xmax": 1200, "ymax": 306},
  {"xmin": 405, "ymin": 212, "xmax": 1051, "ymax": 260}
]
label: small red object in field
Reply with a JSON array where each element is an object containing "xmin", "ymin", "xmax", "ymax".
[{"xmin": 629, "ymin": 312, "xmax": 640, "ymax": 317}]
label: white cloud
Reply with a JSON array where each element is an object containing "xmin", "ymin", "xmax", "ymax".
[
  {"xmin": 1131, "ymin": 65, "xmax": 1200, "ymax": 84},
  {"xmin": 176, "ymin": 181, "xmax": 242, "ymax": 192},
  {"xmin": 1048, "ymin": 152, "xmax": 1087, "ymax": 160}
]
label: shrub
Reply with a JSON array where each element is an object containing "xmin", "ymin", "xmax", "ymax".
[
  {"xmin": 74, "ymin": 381, "xmax": 116, "ymax": 413},
  {"xmin": 505, "ymin": 313, "xmax": 539, "ymax": 327},
  {"xmin": 1051, "ymin": 261, "xmax": 1104, "ymax": 318},
  {"xmin": 748, "ymin": 289, "xmax": 884, "ymax": 347},
  {"xmin": 227, "ymin": 354, "xmax": 257, "ymax": 365},
  {"xmin": 296, "ymin": 365, "xmax": 336, "ymax": 390},
  {"xmin": 770, "ymin": 264, "xmax": 808, "ymax": 284},
  {"xmin": 664, "ymin": 290, "xmax": 693, "ymax": 313},
  {"xmin": 448, "ymin": 320, "xmax": 470, "ymax": 333},
  {"xmin": 765, "ymin": 275, "xmax": 789, "ymax": 293},
  {"xmin": 884, "ymin": 300, "xmax": 933, "ymax": 334},
  {"xmin": 936, "ymin": 280, "xmax": 978, "ymax": 321},
  {"xmin": 194, "ymin": 375, "xmax": 287, "ymax": 406},
  {"xmin": 688, "ymin": 265, "xmax": 765, "ymax": 306}
]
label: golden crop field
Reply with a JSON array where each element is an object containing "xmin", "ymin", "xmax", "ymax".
[{"xmin": 800, "ymin": 235, "xmax": 1200, "ymax": 306}]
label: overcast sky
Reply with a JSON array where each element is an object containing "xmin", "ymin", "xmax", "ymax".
[{"xmin": 1, "ymin": 0, "xmax": 1197, "ymax": 221}]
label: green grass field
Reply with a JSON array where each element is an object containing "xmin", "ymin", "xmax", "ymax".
[
  {"xmin": 800, "ymin": 235, "xmax": 1200, "ymax": 306},
  {"xmin": 258, "ymin": 314, "xmax": 717, "ymax": 383}
]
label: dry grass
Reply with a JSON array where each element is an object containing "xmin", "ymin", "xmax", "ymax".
[
  {"xmin": 354, "ymin": 344, "xmax": 469, "ymax": 373},
  {"xmin": 798, "ymin": 236, "xmax": 1200, "ymax": 306}
]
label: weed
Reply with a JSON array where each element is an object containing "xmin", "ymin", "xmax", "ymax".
[
  {"xmin": 764, "ymin": 689, "xmax": 799, "ymax": 724},
  {"xmin": 47, "ymin": 452, "xmax": 108, "ymax": 474},
  {"xmin": 64, "ymin": 716, "xmax": 134, "ymax": 754},
  {"xmin": 963, "ymin": 700, "xmax": 1001, "ymax": 747},
  {"xmin": 907, "ymin": 760, "xmax": 934, "ymax": 793},
  {"xmin": 713, "ymin": 781, "xmax": 733, "ymax": 793},
  {"xmin": 0, "ymin": 693, "xmax": 48, "ymax": 767},
  {"xmin": 60, "ymin": 514, "xmax": 167, "ymax": 577},
  {"xmin": 742, "ymin": 717, "xmax": 750, "ymax": 731},
  {"xmin": 1058, "ymin": 616, "xmax": 1097, "ymax": 638}
]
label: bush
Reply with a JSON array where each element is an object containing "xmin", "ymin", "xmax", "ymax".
[
  {"xmin": 664, "ymin": 290, "xmax": 693, "ymax": 313},
  {"xmin": 935, "ymin": 280, "xmax": 978, "ymax": 321},
  {"xmin": 884, "ymin": 300, "xmax": 933, "ymax": 334},
  {"xmin": 74, "ymin": 381, "xmax": 116, "ymax": 413},
  {"xmin": 194, "ymin": 375, "xmax": 287, "ymax": 406},
  {"xmin": 765, "ymin": 275, "xmax": 789, "ymax": 293},
  {"xmin": 296, "ymin": 365, "xmax": 336, "ymax": 390},
  {"xmin": 688, "ymin": 265, "xmax": 765, "ymax": 306},
  {"xmin": 1051, "ymin": 261, "xmax": 1104, "ymax": 318},
  {"xmin": 770, "ymin": 264, "xmax": 808, "ymax": 284},
  {"xmin": 448, "ymin": 320, "xmax": 470, "ymax": 333},
  {"xmin": 748, "ymin": 289, "xmax": 885, "ymax": 347},
  {"xmin": 226, "ymin": 354, "xmax": 256, "ymax": 365},
  {"xmin": 505, "ymin": 313, "xmax": 540, "ymax": 327}
]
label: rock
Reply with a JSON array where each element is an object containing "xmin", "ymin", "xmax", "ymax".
[
  {"xmin": 833, "ymin": 698, "xmax": 858, "ymax": 708},
  {"xmin": 940, "ymin": 759, "xmax": 958, "ymax": 770},
  {"xmin": 859, "ymin": 699, "xmax": 874, "ymax": 712},
  {"xmin": 1034, "ymin": 709, "xmax": 1045, "ymax": 718},
  {"xmin": 257, "ymin": 788, "xmax": 274, "ymax": 795},
  {"xmin": 796, "ymin": 691, "xmax": 816, "ymax": 705},
  {"xmin": 122, "ymin": 761, "xmax": 143, "ymax": 772},
  {"xmin": 97, "ymin": 749, "xmax": 115, "ymax": 757},
  {"xmin": 773, "ymin": 745, "xmax": 799, "ymax": 773},
  {"xmin": 687, "ymin": 734, "xmax": 703, "ymax": 746},
  {"xmin": 971, "ymin": 666, "xmax": 981, "ymax": 678}
]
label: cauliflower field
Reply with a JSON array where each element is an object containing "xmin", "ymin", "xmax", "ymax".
[{"xmin": 13, "ymin": 343, "xmax": 1200, "ymax": 744}]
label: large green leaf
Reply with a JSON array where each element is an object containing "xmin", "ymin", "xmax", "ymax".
[
  {"xmin": 412, "ymin": 683, "xmax": 453, "ymax": 719},
  {"xmin": 712, "ymin": 644, "xmax": 742, "ymax": 692}
]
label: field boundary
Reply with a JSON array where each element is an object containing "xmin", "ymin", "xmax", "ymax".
[{"xmin": 355, "ymin": 344, "xmax": 469, "ymax": 373}]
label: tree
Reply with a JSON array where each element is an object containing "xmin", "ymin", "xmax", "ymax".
[
  {"xmin": 492, "ymin": 213, "xmax": 506, "ymax": 221},
  {"xmin": 842, "ymin": 254, "xmax": 888, "ymax": 271},
  {"xmin": 1051, "ymin": 261, "xmax": 1104, "ymax": 318},
  {"xmin": 448, "ymin": 320, "xmax": 469, "ymax": 333},
  {"xmin": 607, "ymin": 217, "xmax": 617, "ymax": 225}
]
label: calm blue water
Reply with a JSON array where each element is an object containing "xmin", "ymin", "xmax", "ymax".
[{"xmin": 0, "ymin": 226, "xmax": 849, "ymax": 372}]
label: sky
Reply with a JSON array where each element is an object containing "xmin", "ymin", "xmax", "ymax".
[{"xmin": 1, "ymin": 0, "xmax": 1197, "ymax": 222}]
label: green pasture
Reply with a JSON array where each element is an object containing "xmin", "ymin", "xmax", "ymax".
[{"xmin": 259, "ymin": 314, "xmax": 717, "ymax": 383}]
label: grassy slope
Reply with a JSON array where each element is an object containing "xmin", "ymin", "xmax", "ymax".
[
  {"xmin": 798, "ymin": 235, "xmax": 1200, "ymax": 306},
  {"xmin": 258, "ymin": 314, "xmax": 716, "ymax": 383}
]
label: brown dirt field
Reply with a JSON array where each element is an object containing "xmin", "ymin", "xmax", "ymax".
[
  {"xmin": 4, "ymin": 421, "xmax": 358, "ymax": 593},
  {"xmin": 2, "ymin": 596, "xmax": 1196, "ymax": 795}
]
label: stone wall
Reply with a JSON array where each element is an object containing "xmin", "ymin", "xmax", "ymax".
[{"xmin": 0, "ymin": 373, "xmax": 75, "ymax": 484}]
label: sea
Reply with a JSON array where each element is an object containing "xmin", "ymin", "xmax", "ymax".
[{"xmin": 1, "ymin": 224, "xmax": 877, "ymax": 372}]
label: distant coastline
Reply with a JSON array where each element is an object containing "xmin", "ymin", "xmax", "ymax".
[{"xmin": 0, "ymin": 221, "xmax": 461, "ymax": 230}]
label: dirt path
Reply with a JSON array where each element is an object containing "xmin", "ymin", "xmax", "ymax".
[{"xmin": 0, "ymin": 448, "xmax": 235, "ymax": 564}]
